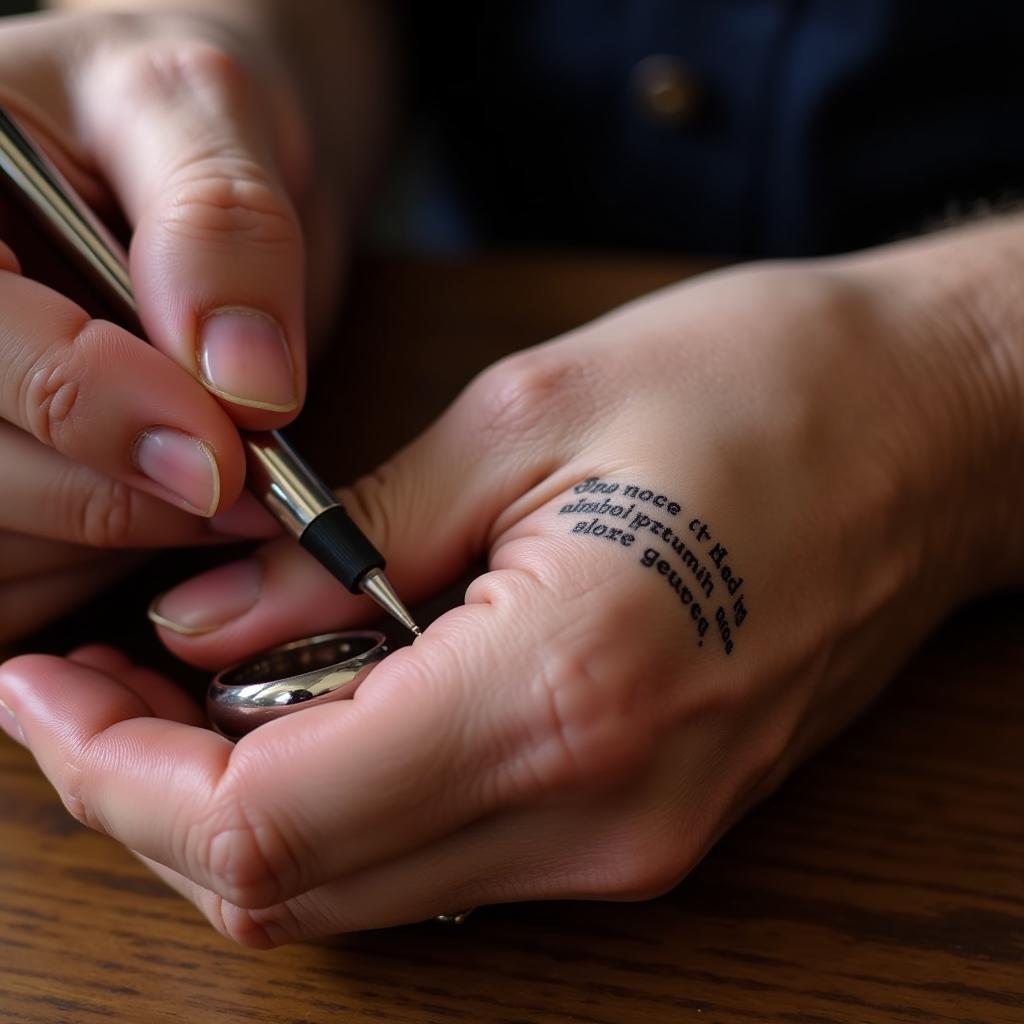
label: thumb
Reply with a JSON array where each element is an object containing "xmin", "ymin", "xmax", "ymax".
[
  {"xmin": 77, "ymin": 29, "xmax": 308, "ymax": 428},
  {"xmin": 150, "ymin": 353, "xmax": 587, "ymax": 663}
]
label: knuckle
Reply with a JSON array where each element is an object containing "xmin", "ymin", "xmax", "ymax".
[
  {"xmin": 70, "ymin": 476, "xmax": 139, "ymax": 549},
  {"xmin": 160, "ymin": 164, "xmax": 298, "ymax": 248},
  {"xmin": 196, "ymin": 822, "xmax": 277, "ymax": 911},
  {"xmin": 21, "ymin": 332, "xmax": 88, "ymax": 450},
  {"xmin": 21, "ymin": 318, "xmax": 123, "ymax": 453},
  {"xmin": 123, "ymin": 35, "xmax": 250, "ymax": 109},
  {"xmin": 469, "ymin": 352, "xmax": 589, "ymax": 446},
  {"xmin": 168, "ymin": 37, "xmax": 250, "ymax": 97},
  {"xmin": 193, "ymin": 788, "xmax": 302, "ymax": 910}
]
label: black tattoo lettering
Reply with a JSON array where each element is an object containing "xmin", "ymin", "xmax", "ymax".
[{"xmin": 559, "ymin": 476, "xmax": 750, "ymax": 656}]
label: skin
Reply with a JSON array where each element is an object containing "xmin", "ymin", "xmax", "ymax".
[
  {"xmin": 2, "ymin": 210, "xmax": 1023, "ymax": 943},
  {"xmin": 0, "ymin": 2, "xmax": 394, "ymax": 642}
]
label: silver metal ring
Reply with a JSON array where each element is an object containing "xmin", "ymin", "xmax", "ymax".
[{"xmin": 207, "ymin": 631, "xmax": 388, "ymax": 739}]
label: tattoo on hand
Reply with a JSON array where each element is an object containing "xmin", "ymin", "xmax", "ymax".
[{"xmin": 559, "ymin": 477, "xmax": 748, "ymax": 655}]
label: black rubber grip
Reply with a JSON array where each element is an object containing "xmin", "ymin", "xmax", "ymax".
[{"xmin": 299, "ymin": 506, "xmax": 384, "ymax": 593}]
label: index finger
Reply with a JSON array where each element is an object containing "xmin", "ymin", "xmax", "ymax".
[
  {"xmin": 0, "ymin": 268, "xmax": 245, "ymax": 517},
  {"xmin": 79, "ymin": 35, "xmax": 308, "ymax": 429}
]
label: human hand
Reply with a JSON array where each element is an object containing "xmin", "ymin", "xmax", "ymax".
[
  {"xmin": 0, "ymin": 8, "xmax": 313, "ymax": 640},
  {"xmin": 3, "ymin": 224, "xmax": 1022, "ymax": 942}
]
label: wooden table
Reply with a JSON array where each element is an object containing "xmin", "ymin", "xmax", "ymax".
[{"xmin": 2, "ymin": 257, "xmax": 1022, "ymax": 1024}]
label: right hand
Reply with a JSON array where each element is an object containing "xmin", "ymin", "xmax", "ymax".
[
  {"xmin": 0, "ymin": 8, "xmax": 314, "ymax": 643},
  {"xmin": 5, "ymin": 232, "xmax": 1019, "ymax": 940}
]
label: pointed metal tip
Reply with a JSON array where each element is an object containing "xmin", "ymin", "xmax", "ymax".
[{"xmin": 359, "ymin": 568, "xmax": 420, "ymax": 637}]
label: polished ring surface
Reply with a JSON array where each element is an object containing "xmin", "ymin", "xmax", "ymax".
[{"xmin": 207, "ymin": 631, "xmax": 388, "ymax": 739}]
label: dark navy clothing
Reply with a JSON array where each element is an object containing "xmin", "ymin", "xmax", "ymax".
[{"xmin": 408, "ymin": 1, "xmax": 1024, "ymax": 257}]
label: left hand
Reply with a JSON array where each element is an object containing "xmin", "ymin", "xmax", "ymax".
[
  {"xmin": 2, "ymin": 225, "xmax": 1021, "ymax": 944},
  {"xmin": 0, "ymin": 7, "xmax": 316, "ymax": 642}
]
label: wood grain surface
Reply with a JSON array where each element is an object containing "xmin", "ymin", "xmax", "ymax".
[{"xmin": 2, "ymin": 257, "xmax": 1022, "ymax": 1024}]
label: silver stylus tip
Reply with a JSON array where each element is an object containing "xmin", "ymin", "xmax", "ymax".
[{"xmin": 359, "ymin": 567, "xmax": 420, "ymax": 636}]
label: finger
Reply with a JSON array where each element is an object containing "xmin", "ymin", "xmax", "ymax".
[
  {"xmin": 0, "ymin": 273, "xmax": 245, "ymax": 518},
  {"xmin": 0, "ymin": 652, "xmax": 233, "ymax": 876},
  {"xmin": 0, "ymin": 553, "xmax": 142, "ymax": 646},
  {"xmin": 78, "ymin": 34, "xmax": 307, "ymax": 426},
  {"xmin": 0, "ymin": 422, "xmax": 241, "ymax": 547},
  {"xmin": 144, "ymin": 778, "xmax": 686, "ymax": 946},
  {"xmin": 67, "ymin": 645, "xmax": 206, "ymax": 726},
  {"xmin": 138, "ymin": 855, "xmax": 280, "ymax": 950},
  {"xmin": 65, "ymin": 644, "xmax": 136, "ymax": 676},
  {"xmin": 150, "ymin": 351, "xmax": 590, "ymax": 661},
  {"xmin": 211, "ymin": 798, "xmax": 672, "ymax": 944},
  {"xmin": 0, "ymin": 651, "xmax": 326, "ymax": 910}
]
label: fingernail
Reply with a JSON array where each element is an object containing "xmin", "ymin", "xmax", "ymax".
[
  {"xmin": 0, "ymin": 696, "xmax": 25, "ymax": 745},
  {"xmin": 198, "ymin": 308, "xmax": 297, "ymax": 411},
  {"xmin": 133, "ymin": 428, "xmax": 221, "ymax": 517},
  {"xmin": 148, "ymin": 558, "xmax": 262, "ymax": 636}
]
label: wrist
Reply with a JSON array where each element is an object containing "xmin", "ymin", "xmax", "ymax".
[{"xmin": 845, "ymin": 215, "xmax": 1024, "ymax": 593}]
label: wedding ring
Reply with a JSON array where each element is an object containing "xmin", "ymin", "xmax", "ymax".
[{"xmin": 207, "ymin": 631, "xmax": 388, "ymax": 739}]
